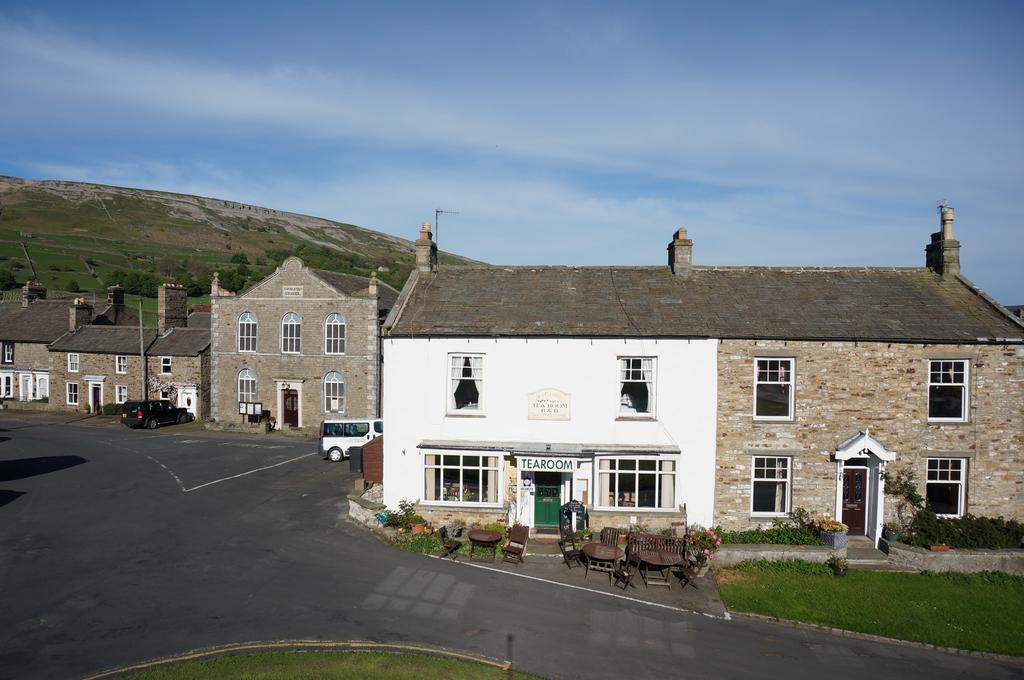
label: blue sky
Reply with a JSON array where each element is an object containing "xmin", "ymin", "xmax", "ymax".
[{"xmin": 1, "ymin": 1, "xmax": 1021, "ymax": 301}]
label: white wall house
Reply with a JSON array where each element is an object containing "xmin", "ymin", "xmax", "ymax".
[
  {"xmin": 382, "ymin": 224, "xmax": 718, "ymax": 533},
  {"xmin": 383, "ymin": 336, "xmax": 719, "ymax": 531}
]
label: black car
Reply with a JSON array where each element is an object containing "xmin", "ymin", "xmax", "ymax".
[{"xmin": 121, "ymin": 400, "xmax": 193, "ymax": 429}]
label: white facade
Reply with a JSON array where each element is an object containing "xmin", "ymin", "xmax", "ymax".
[{"xmin": 383, "ymin": 336, "xmax": 719, "ymax": 529}]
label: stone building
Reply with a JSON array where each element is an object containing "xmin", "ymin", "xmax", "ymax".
[
  {"xmin": 209, "ymin": 257, "xmax": 397, "ymax": 430},
  {"xmin": 47, "ymin": 284, "xmax": 210, "ymax": 417},
  {"xmin": 0, "ymin": 282, "xmax": 137, "ymax": 404},
  {"xmin": 382, "ymin": 213, "xmax": 1023, "ymax": 542}
]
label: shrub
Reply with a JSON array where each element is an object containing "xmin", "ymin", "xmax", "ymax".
[
  {"xmin": 718, "ymin": 525, "xmax": 824, "ymax": 546},
  {"xmin": 906, "ymin": 510, "xmax": 1024, "ymax": 549},
  {"xmin": 101, "ymin": 403, "xmax": 121, "ymax": 415},
  {"xmin": 383, "ymin": 499, "xmax": 423, "ymax": 531}
]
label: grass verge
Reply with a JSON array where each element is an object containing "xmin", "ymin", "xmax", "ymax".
[
  {"xmin": 122, "ymin": 650, "xmax": 536, "ymax": 679},
  {"xmin": 717, "ymin": 560, "xmax": 1024, "ymax": 656}
]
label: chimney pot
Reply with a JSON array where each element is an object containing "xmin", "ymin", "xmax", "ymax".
[{"xmin": 926, "ymin": 206, "xmax": 961, "ymax": 277}]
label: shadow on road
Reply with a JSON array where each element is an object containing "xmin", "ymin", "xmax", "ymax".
[
  {"xmin": 0, "ymin": 489, "xmax": 26, "ymax": 508},
  {"xmin": 0, "ymin": 456, "xmax": 88, "ymax": 482}
]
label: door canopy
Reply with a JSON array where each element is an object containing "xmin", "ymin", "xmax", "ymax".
[{"xmin": 835, "ymin": 428, "xmax": 896, "ymax": 462}]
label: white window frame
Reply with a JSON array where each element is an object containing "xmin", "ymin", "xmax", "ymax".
[
  {"xmin": 36, "ymin": 375, "xmax": 48, "ymax": 399},
  {"xmin": 66, "ymin": 382, "xmax": 79, "ymax": 406},
  {"xmin": 618, "ymin": 357, "xmax": 656, "ymax": 418},
  {"xmin": 281, "ymin": 312, "xmax": 301, "ymax": 354},
  {"xmin": 115, "ymin": 384, "xmax": 128, "ymax": 404},
  {"xmin": 115, "ymin": 355, "xmax": 127, "ymax": 374},
  {"xmin": 595, "ymin": 456, "xmax": 676, "ymax": 510},
  {"xmin": 323, "ymin": 370, "xmax": 345, "ymax": 414},
  {"xmin": 448, "ymin": 353, "xmax": 484, "ymax": 414},
  {"xmin": 926, "ymin": 458, "xmax": 967, "ymax": 517},
  {"xmin": 238, "ymin": 312, "xmax": 257, "ymax": 353},
  {"xmin": 753, "ymin": 358, "xmax": 795, "ymax": 421},
  {"xmin": 160, "ymin": 356, "xmax": 172, "ymax": 374},
  {"xmin": 68, "ymin": 353, "xmax": 80, "ymax": 373},
  {"xmin": 237, "ymin": 369, "xmax": 257, "ymax": 403},
  {"xmin": 750, "ymin": 456, "xmax": 791, "ymax": 516},
  {"xmin": 0, "ymin": 373, "xmax": 12, "ymax": 398},
  {"xmin": 927, "ymin": 360, "xmax": 969, "ymax": 423},
  {"xmin": 423, "ymin": 452, "xmax": 501, "ymax": 506},
  {"xmin": 324, "ymin": 313, "xmax": 346, "ymax": 354},
  {"xmin": 2, "ymin": 342, "xmax": 13, "ymax": 364}
]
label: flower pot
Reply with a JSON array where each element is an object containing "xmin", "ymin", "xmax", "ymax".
[
  {"xmin": 411, "ymin": 523, "xmax": 426, "ymax": 535},
  {"xmin": 820, "ymin": 530, "xmax": 847, "ymax": 549},
  {"xmin": 928, "ymin": 544, "xmax": 950, "ymax": 552}
]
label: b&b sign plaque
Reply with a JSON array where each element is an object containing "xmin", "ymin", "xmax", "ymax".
[{"xmin": 527, "ymin": 388, "xmax": 571, "ymax": 421}]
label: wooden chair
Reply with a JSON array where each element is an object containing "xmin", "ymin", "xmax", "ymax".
[
  {"xmin": 437, "ymin": 527, "xmax": 461, "ymax": 560},
  {"xmin": 558, "ymin": 532, "xmax": 582, "ymax": 568},
  {"xmin": 599, "ymin": 527, "xmax": 621, "ymax": 547},
  {"xmin": 612, "ymin": 558, "xmax": 635, "ymax": 590},
  {"xmin": 502, "ymin": 524, "xmax": 529, "ymax": 565}
]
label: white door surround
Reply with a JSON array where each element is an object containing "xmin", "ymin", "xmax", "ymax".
[
  {"xmin": 87, "ymin": 381, "xmax": 105, "ymax": 414},
  {"xmin": 274, "ymin": 379, "xmax": 304, "ymax": 428},
  {"xmin": 177, "ymin": 386, "xmax": 198, "ymax": 418},
  {"xmin": 834, "ymin": 429, "xmax": 897, "ymax": 548}
]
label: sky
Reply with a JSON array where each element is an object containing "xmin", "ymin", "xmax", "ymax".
[{"xmin": 1, "ymin": 1, "xmax": 1022, "ymax": 301}]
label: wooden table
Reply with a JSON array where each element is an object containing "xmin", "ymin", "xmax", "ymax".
[
  {"xmin": 582, "ymin": 542, "xmax": 624, "ymax": 583},
  {"xmin": 638, "ymin": 549, "xmax": 684, "ymax": 588},
  {"xmin": 468, "ymin": 529, "xmax": 502, "ymax": 562}
]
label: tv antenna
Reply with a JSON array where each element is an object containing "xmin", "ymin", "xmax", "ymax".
[{"xmin": 434, "ymin": 208, "xmax": 459, "ymax": 249}]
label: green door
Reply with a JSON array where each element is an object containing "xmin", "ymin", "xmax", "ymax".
[{"xmin": 534, "ymin": 483, "xmax": 562, "ymax": 528}]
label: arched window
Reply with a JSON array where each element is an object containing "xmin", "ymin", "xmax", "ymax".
[
  {"xmin": 281, "ymin": 312, "xmax": 301, "ymax": 353},
  {"xmin": 238, "ymin": 369, "xmax": 257, "ymax": 403},
  {"xmin": 238, "ymin": 312, "xmax": 257, "ymax": 352},
  {"xmin": 325, "ymin": 313, "xmax": 346, "ymax": 354},
  {"xmin": 324, "ymin": 371, "xmax": 345, "ymax": 413}
]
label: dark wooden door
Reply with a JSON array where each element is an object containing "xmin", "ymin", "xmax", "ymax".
[
  {"xmin": 91, "ymin": 385, "xmax": 101, "ymax": 413},
  {"xmin": 842, "ymin": 468, "xmax": 867, "ymax": 535},
  {"xmin": 282, "ymin": 389, "xmax": 299, "ymax": 427}
]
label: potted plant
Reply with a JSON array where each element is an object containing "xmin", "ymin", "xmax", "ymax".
[
  {"xmin": 882, "ymin": 522, "xmax": 901, "ymax": 542},
  {"xmin": 684, "ymin": 528, "xmax": 722, "ymax": 577},
  {"xmin": 826, "ymin": 553, "xmax": 849, "ymax": 576},
  {"xmin": 410, "ymin": 514, "xmax": 428, "ymax": 535},
  {"xmin": 816, "ymin": 518, "xmax": 849, "ymax": 549}
]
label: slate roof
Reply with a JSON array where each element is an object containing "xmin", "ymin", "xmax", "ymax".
[
  {"xmin": 387, "ymin": 266, "xmax": 1024, "ymax": 343},
  {"xmin": 312, "ymin": 269, "xmax": 399, "ymax": 311},
  {"xmin": 49, "ymin": 326, "xmax": 158, "ymax": 355},
  {"xmin": 187, "ymin": 311, "xmax": 211, "ymax": 329},
  {"xmin": 0, "ymin": 300, "xmax": 78, "ymax": 343},
  {"xmin": 92, "ymin": 304, "xmax": 140, "ymax": 327},
  {"xmin": 148, "ymin": 328, "xmax": 211, "ymax": 356}
]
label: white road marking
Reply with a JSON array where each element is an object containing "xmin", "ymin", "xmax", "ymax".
[
  {"xmin": 183, "ymin": 451, "xmax": 318, "ymax": 492},
  {"xmin": 145, "ymin": 455, "xmax": 186, "ymax": 493},
  {"xmin": 428, "ymin": 555, "xmax": 730, "ymax": 620}
]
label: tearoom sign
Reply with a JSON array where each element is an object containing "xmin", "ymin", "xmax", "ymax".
[{"xmin": 527, "ymin": 388, "xmax": 571, "ymax": 421}]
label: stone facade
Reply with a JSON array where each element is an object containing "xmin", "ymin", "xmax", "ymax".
[
  {"xmin": 715, "ymin": 339, "xmax": 1024, "ymax": 530},
  {"xmin": 49, "ymin": 350, "xmax": 147, "ymax": 412},
  {"xmin": 210, "ymin": 257, "xmax": 382, "ymax": 429},
  {"xmin": 146, "ymin": 353, "xmax": 209, "ymax": 419}
]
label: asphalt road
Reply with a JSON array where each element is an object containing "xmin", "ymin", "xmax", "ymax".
[{"xmin": 0, "ymin": 414, "xmax": 1020, "ymax": 680}]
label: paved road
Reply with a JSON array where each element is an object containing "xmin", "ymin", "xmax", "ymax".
[{"xmin": 0, "ymin": 414, "xmax": 1020, "ymax": 679}]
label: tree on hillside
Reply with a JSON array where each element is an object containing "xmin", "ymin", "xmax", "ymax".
[
  {"xmin": 230, "ymin": 253, "xmax": 249, "ymax": 265},
  {"xmin": 67, "ymin": 280, "xmax": 81, "ymax": 293},
  {"xmin": 0, "ymin": 269, "xmax": 17, "ymax": 290}
]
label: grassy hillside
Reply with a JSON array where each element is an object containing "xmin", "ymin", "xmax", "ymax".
[{"xmin": 0, "ymin": 176, "xmax": 474, "ymax": 297}]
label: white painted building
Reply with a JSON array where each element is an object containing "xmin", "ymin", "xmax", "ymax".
[{"xmin": 382, "ymin": 225, "xmax": 718, "ymax": 533}]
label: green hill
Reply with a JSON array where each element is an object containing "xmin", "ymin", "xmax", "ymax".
[{"xmin": 0, "ymin": 175, "xmax": 473, "ymax": 297}]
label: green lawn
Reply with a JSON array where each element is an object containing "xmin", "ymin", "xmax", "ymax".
[
  {"xmin": 123, "ymin": 650, "xmax": 536, "ymax": 679},
  {"xmin": 124, "ymin": 293, "xmax": 210, "ymax": 325},
  {"xmin": 718, "ymin": 560, "xmax": 1024, "ymax": 656}
]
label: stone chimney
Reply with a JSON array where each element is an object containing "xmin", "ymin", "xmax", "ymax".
[
  {"xmin": 668, "ymin": 227, "xmax": 693, "ymax": 277},
  {"xmin": 106, "ymin": 284, "xmax": 125, "ymax": 307},
  {"xmin": 69, "ymin": 297, "xmax": 93, "ymax": 331},
  {"xmin": 415, "ymin": 222, "xmax": 438, "ymax": 273},
  {"xmin": 368, "ymin": 271, "xmax": 378, "ymax": 298},
  {"xmin": 21, "ymin": 281, "xmax": 46, "ymax": 308},
  {"xmin": 925, "ymin": 206, "xmax": 960, "ymax": 277},
  {"xmin": 158, "ymin": 283, "xmax": 188, "ymax": 333}
]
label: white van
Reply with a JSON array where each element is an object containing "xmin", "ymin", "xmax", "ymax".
[{"xmin": 319, "ymin": 418, "xmax": 383, "ymax": 462}]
